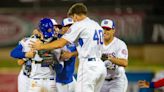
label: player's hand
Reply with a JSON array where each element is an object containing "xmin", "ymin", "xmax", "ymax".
[
  {"xmin": 138, "ymin": 80, "xmax": 150, "ymax": 88},
  {"xmin": 60, "ymin": 51, "xmax": 73, "ymax": 61},
  {"xmin": 25, "ymin": 49, "xmax": 35, "ymax": 58},
  {"xmin": 32, "ymin": 29, "xmax": 40, "ymax": 36},
  {"xmin": 17, "ymin": 59, "xmax": 25, "ymax": 65},
  {"xmin": 30, "ymin": 40, "xmax": 43, "ymax": 50}
]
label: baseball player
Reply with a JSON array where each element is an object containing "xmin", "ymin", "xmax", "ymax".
[
  {"xmin": 11, "ymin": 18, "xmax": 58, "ymax": 92},
  {"xmin": 54, "ymin": 18, "xmax": 77, "ymax": 92},
  {"xmin": 138, "ymin": 78, "xmax": 164, "ymax": 88},
  {"xmin": 30, "ymin": 3, "xmax": 107, "ymax": 92},
  {"xmin": 10, "ymin": 31, "xmax": 38, "ymax": 92},
  {"xmin": 28, "ymin": 18, "xmax": 59, "ymax": 92},
  {"xmin": 100, "ymin": 19, "xmax": 128, "ymax": 92}
]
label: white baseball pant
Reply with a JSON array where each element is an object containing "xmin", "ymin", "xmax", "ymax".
[
  {"xmin": 100, "ymin": 74, "xmax": 128, "ymax": 92},
  {"xmin": 28, "ymin": 78, "xmax": 57, "ymax": 92},
  {"xmin": 75, "ymin": 58, "xmax": 107, "ymax": 92},
  {"xmin": 56, "ymin": 77, "xmax": 76, "ymax": 92},
  {"xmin": 18, "ymin": 70, "xmax": 30, "ymax": 92}
]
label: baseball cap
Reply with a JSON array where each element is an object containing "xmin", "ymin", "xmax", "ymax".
[
  {"xmin": 101, "ymin": 19, "xmax": 115, "ymax": 30},
  {"xmin": 51, "ymin": 19, "xmax": 58, "ymax": 25},
  {"xmin": 51, "ymin": 19, "xmax": 62, "ymax": 29},
  {"xmin": 62, "ymin": 18, "xmax": 74, "ymax": 27}
]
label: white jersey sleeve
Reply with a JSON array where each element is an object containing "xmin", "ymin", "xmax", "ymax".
[
  {"xmin": 117, "ymin": 42, "xmax": 128, "ymax": 60},
  {"xmin": 19, "ymin": 37, "xmax": 35, "ymax": 52},
  {"xmin": 62, "ymin": 22, "xmax": 82, "ymax": 43},
  {"xmin": 19, "ymin": 38, "xmax": 28, "ymax": 48}
]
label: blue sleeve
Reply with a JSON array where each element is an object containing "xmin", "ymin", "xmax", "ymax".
[
  {"xmin": 53, "ymin": 64, "xmax": 63, "ymax": 74},
  {"xmin": 72, "ymin": 46, "xmax": 77, "ymax": 52},
  {"xmin": 10, "ymin": 44, "xmax": 26, "ymax": 59},
  {"xmin": 70, "ymin": 45, "xmax": 77, "ymax": 52}
]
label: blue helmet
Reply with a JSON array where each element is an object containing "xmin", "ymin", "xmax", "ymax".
[{"xmin": 39, "ymin": 18, "xmax": 54, "ymax": 39}]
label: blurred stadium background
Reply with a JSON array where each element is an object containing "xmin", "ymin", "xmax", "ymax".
[{"xmin": 0, "ymin": 0, "xmax": 163, "ymax": 92}]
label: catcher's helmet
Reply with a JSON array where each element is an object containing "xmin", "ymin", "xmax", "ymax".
[{"xmin": 39, "ymin": 18, "xmax": 54, "ymax": 39}]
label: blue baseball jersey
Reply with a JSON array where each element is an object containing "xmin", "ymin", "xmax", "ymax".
[{"xmin": 55, "ymin": 43, "xmax": 76, "ymax": 84}]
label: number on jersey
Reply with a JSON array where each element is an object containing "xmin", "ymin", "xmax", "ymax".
[{"xmin": 93, "ymin": 30, "xmax": 103, "ymax": 45}]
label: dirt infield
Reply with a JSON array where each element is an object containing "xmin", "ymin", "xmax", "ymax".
[
  {"xmin": 0, "ymin": 68, "xmax": 19, "ymax": 92},
  {"xmin": 0, "ymin": 73, "xmax": 18, "ymax": 92}
]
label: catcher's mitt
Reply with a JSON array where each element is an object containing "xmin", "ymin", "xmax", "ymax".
[{"xmin": 101, "ymin": 54, "xmax": 108, "ymax": 61}]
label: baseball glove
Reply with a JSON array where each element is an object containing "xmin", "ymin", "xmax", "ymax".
[{"xmin": 101, "ymin": 54, "xmax": 108, "ymax": 61}]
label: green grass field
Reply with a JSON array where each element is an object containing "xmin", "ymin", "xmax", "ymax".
[
  {"xmin": 0, "ymin": 47, "xmax": 163, "ymax": 73},
  {"xmin": 0, "ymin": 57, "xmax": 163, "ymax": 73}
]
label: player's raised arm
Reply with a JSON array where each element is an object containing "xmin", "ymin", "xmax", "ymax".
[{"xmin": 30, "ymin": 37, "xmax": 69, "ymax": 50}]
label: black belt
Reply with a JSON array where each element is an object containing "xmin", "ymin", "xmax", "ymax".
[
  {"xmin": 33, "ymin": 78, "xmax": 54, "ymax": 80},
  {"xmin": 105, "ymin": 78, "xmax": 115, "ymax": 81},
  {"xmin": 88, "ymin": 58, "xmax": 96, "ymax": 61},
  {"xmin": 34, "ymin": 61, "xmax": 42, "ymax": 64}
]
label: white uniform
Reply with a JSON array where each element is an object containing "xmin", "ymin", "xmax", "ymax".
[
  {"xmin": 100, "ymin": 37, "xmax": 128, "ymax": 92},
  {"xmin": 18, "ymin": 69, "xmax": 29, "ymax": 92},
  {"xmin": 22, "ymin": 37, "xmax": 57, "ymax": 92},
  {"xmin": 17, "ymin": 37, "xmax": 37, "ymax": 92},
  {"xmin": 62, "ymin": 17, "xmax": 107, "ymax": 92}
]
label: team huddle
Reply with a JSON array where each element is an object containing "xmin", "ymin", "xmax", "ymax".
[{"xmin": 10, "ymin": 3, "xmax": 128, "ymax": 92}]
